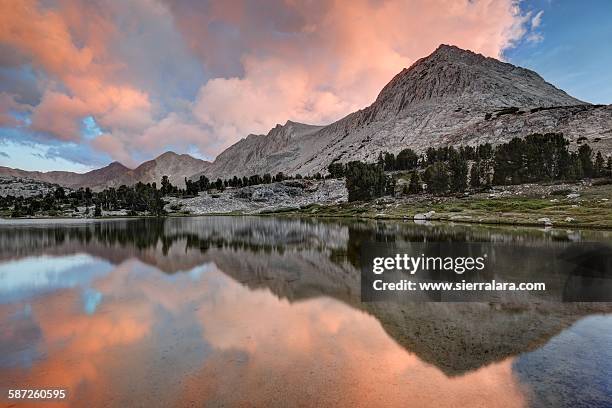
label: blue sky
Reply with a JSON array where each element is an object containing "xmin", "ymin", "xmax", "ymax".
[
  {"xmin": 506, "ymin": 0, "xmax": 612, "ymax": 104},
  {"xmin": 0, "ymin": 0, "xmax": 610, "ymax": 173}
]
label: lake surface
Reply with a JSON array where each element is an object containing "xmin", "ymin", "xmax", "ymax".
[{"xmin": 0, "ymin": 217, "xmax": 610, "ymax": 407}]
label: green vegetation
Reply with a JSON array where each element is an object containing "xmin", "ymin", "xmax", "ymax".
[
  {"xmin": 1, "ymin": 163, "xmax": 338, "ymax": 218},
  {"xmin": 406, "ymin": 172, "xmax": 422, "ymax": 194},
  {"xmin": 329, "ymin": 133, "xmax": 607, "ymax": 202},
  {"xmin": 2, "ymin": 132, "xmax": 610, "ymax": 227},
  {"xmin": 423, "ymin": 162, "xmax": 449, "ymax": 195},
  {"xmin": 265, "ymin": 183, "xmax": 612, "ymax": 229},
  {"xmin": 263, "ymin": 133, "xmax": 611, "ymax": 229},
  {"xmin": 184, "ymin": 169, "xmax": 317, "ymax": 195},
  {"xmin": 345, "ymin": 161, "xmax": 387, "ymax": 202},
  {"xmin": 2, "ymin": 182, "xmax": 168, "ymax": 218}
]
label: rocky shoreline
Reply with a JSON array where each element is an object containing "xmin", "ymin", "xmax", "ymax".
[
  {"xmin": 164, "ymin": 178, "xmax": 347, "ymax": 215},
  {"xmin": 163, "ymin": 178, "xmax": 611, "ymax": 230},
  {"xmin": 2, "ymin": 175, "xmax": 610, "ymax": 230}
]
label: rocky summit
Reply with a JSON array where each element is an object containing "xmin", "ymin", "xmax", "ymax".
[{"xmin": 197, "ymin": 44, "xmax": 612, "ymax": 179}]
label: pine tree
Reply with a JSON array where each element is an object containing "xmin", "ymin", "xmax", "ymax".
[
  {"xmin": 345, "ymin": 161, "xmax": 387, "ymax": 202},
  {"xmin": 385, "ymin": 176, "xmax": 396, "ymax": 196},
  {"xmin": 523, "ymin": 133, "xmax": 569, "ymax": 181},
  {"xmin": 594, "ymin": 151, "xmax": 605, "ymax": 177},
  {"xmin": 407, "ymin": 172, "xmax": 422, "ymax": 194},
  {"xmin": 327, "ymin": 163, "xmax": 345, "ymax": 178},
  {"xmin": 557, "ymin": 146, "xmax": 572, "ymax": 180},
  {"xmin": 425, "ymin": 147, "xmax": 437, "ymax": 165},
  {"xmin": 459, "ymin": 145, "xmax": 476, "ymax": 161},
  {"xmin": 185, "ymin": 178, "xmax": 199, "ymax": 196},
  {"xmin": 448, "ymin": 150, "xmax": 468, "ymax": 192},
  {"xmin": 424, "ymin": 162, "xmax": 449, "ymax": 195},
  {"xmin": 383, "ymin": 152, "xmax": 396, "ymax": 171},
  {"xmin": 160, "ymin": 175, "xmax": 173, "ymax": 195},
  {"xmin": 396, "ymin": 148, "xmax": 418, "ymax": 170},
  {"xmin": 54, "ymin": 186, "xmax": 66, "ymax": 200},
  {"xmin": 578, "ymin": 144, "xmax": 594, "ymax": 177},
  {"xmin": 198, "ymin": 175, "xmax": 210, "ymax": 191},
  {"xmin": 567, "ymin": 153, "xmax": 584, "ymax": 181},
  {"xmin": 85, "ymin": 187, "xmax": 93, "ymax": 206},
  {"xmin": 476, "ymin": 143, "xmax": 493, "ymax": 161},
  {"xmin": 470, "ymin": 162, "xmax": 481, "ymax": 188}
]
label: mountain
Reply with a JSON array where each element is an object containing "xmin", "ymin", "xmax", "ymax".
[
  {"xmin": 120, "ymin": 151, "xmax": 210, "ymax": 188},
  {"xmin": 197, "ymin": 44, "xmax": 612, "ymax": 179},
  {"xmin": 0, "ymin": 162, "xmax": 129, "ymax": 190},
  {"xmin": 2, "ymin": 44, "xmax": 610, "ymax": 187},
  {"xmin": 0, "ymin": 152, "xmax": 210, "ymax": 191},
  {"xmin": 204, "ymin": 121, "xmax": 324, "ymax": 178},
  {"xmin": 79, "ymin": 161, "xmax": 132, "ymax": 188}
]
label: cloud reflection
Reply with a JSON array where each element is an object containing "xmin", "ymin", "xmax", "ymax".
[
  {"xmin": 0, "ymin": 254, "xmax": 113, "ymax": 303},
  {"xmin": 1, "ymin": 256, "xmax": 529, "ymax": 407}
]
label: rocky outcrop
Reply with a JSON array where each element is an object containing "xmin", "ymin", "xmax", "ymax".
[
  {"xmin": 165, "ymin": 178, "xmax": 346, "ymax": 214},
  {"xmin": 201, "ymin": 121, "xmax": 324, "ymax": 179}
]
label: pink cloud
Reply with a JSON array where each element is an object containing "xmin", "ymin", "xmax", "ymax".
[
  {"xmin": 188, "ymin": 0, "xmax": 531, "ymax": 150},
  {"xmin": 29, "ymin": 91, "xmax": 88, "ymax": 141},
  {"xmin": 0, "ymin": 0, "xmax": 533, "ymax": 165},
  {"xmin": 0, "ymin": 1, "xmax": 155, "ymax": 148},
  {"xmin": 91, "ymin": 133, "xmax": 133, "ymax": 166},
  {"xmin": 193, "ymin": 56, "xmax": 355, "ymax": 145},
  {"xmin": 135, "ymin": 113, "xmax": 215, "ymax": 155},
  {"xmin": 0, "ymin": 93, "xmax": 30, "ymax": 127}
]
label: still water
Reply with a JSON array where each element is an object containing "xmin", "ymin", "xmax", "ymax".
[{"xmin": 0, "ymin": 217, "xmax": 610, "ymax": 407}]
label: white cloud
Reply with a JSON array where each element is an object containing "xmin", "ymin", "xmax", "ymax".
[{"xmin": 531, "ymin": 10, "xmax": 544, "ymax": 29}]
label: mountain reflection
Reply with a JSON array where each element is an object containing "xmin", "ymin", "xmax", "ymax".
[{"xmin": 0, "ymin": 217, "xmax": 610, "ymax": 407}]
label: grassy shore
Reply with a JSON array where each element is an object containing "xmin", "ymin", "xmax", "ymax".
[
  {"xmin": 261, "ymin": 182, "xmax": 612, "ymax": 229},
  {"xmin": 3, "ymin": 180, "xmax": 610, "ymax": 230}
]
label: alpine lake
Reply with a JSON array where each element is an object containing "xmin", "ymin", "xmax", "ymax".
[{"xmin": 0, "ymin": 216, "xmax": 610, "ymax": 407}]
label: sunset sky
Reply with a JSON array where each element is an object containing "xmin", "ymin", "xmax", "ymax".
[{"xmin": 0, "ymin": 0, "xmax": 610, "ymax": 172}]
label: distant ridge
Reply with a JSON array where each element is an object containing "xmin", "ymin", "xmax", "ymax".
[{"xmin": 0, "ymin": 151, "xmax": 210, "ymax": 190}]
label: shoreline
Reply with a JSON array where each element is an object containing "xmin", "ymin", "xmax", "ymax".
[
  {"xmin": 2, "ymin": 210, "xmax": 612, "ymax": 231},
  {"xmin": 2, "ymin": 180, "xmax": 611, "ymax": 231},
  {"xmin": 256, "ymin": 209, "xmax": 612, "ymax": 231}
]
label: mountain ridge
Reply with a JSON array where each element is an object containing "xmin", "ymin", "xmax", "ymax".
[
  {"xmin": 1, "ymin": 44, "xmax": 611, "ymax": 187},
  {"xmin": 0, "ymin": 151, "xmax": 211, "ymax": 190},
  {"xmin": 196, "ymin": 44, "xmax": 609, "ymax": 179}
]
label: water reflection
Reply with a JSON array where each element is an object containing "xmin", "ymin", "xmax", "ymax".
[{"xmin": 0, "ymin": 217, "xmax": 610, "ymax": 407}]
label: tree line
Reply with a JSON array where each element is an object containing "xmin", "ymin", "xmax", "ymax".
[
  {"xmin": 2, "ymin": 133, "xmax": 610, "ymax": 214},
  {"xmin": 332, "ymin": 133, "xmax": 611, "ymax": 202},
  {"xmin": 1, "ymin": 169, "xmax": 326, "ymax": 217},
  {"xmin": 184, "ymin": 171, "xmax": 316, "ymax": 196},
  {"xmin": 2, "ymin": 181, "xmax": 167, "ymax": 217}
]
